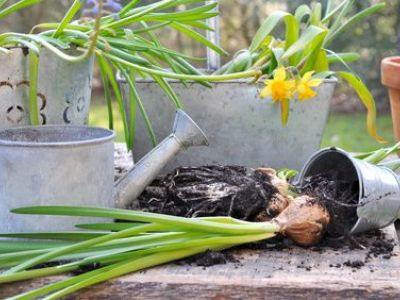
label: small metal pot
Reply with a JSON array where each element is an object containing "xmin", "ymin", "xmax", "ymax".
[
  {"xmin": 0, "ymin": 110, "xmax": 209, "ymax": 232},
  {"xmin": 0, "ymin": 125, "xmax": 115, "ymax": 232},
  {"xmin": 298, "ymin": 148, "xmax": 400, "ymax": 237},
  {"xmin": 0, "ymin": 47, "xmax": 93, "ymax": 129}
]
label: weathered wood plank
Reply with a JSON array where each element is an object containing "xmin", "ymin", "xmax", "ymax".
[{"xmin": 1, "ymin": 226, "xmax": 399, "ymax": 299}]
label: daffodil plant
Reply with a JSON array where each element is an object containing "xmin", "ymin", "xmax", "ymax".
[
  {"xmin": 215, "ymin": 0, "xmax": 385, "ymax": 142},
  {"xmin": 259, "ymin": 67, "xmax": 322, "ymax": 125}
]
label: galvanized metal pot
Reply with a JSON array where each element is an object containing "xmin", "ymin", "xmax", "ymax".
[
  {"xmin": 0, "ymin": 126, "xmax": 115, "ymax": 232},
  {"xmin": 0, "ymin": 110, "xmax": 208, "ymax": 231},
  {"xmin": 120, "ymin": 78, "xmax": 336, "ymax": 171},
  {"xmin": 0, "ymin": 47, "xmax": 93, "ymax": 130},
  {"xmin": 298, "ymin": 148, "xmax": 400, "ymax": 237}
]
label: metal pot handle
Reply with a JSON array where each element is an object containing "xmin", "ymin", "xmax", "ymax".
[{"xmin": 206, "ymin": 0, "xmax": 221, "ymax": 70}]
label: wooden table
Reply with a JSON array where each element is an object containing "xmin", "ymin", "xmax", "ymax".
[{"xmin": 1, "ymin": 146, "xmax": 400, "ymax": 299}]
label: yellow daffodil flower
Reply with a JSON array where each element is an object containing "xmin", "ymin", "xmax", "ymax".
[
  {"xmin": 259, "ymin": 67, "xmax": 295, "ymax": 102},
  {"xmin": 296, "ymin": 71, "xmax": 323, "ymax": 101}
]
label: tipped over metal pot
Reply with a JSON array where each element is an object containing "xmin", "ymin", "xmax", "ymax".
[
  {"xmin": 298, "ymin": 148, "xmax": 400, "ymax": 240},
  {"xmin": 0, "ymin": 110, "xmax": 208, "ymax": 232}
]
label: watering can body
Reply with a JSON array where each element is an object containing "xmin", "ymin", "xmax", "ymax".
[
  {"xmin": 298, "ymin": 148, "xmax": 400, "ymax": 239},
  {"xmin": 0, "ymin": 110, "xmax": 208, "ymax": 232}
]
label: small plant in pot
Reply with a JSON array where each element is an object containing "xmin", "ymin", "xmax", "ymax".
[
  {"xmin": 122, "ymin": 0, "xmax": 386, "ymax": 171},
  {"xmin": 0, "ymin": 0, "xmax": 230, "ymax": 145}
]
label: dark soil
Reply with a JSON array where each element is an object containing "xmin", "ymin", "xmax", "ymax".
[
  {"xmin": 178, "ymin": 250, "xmax": 238, "ymax": 267},
  {"xmin": 297, "ymin": 173, "xmax": 359, "ymax": 238},
  {"xmin": 135, "ymin": 165, "xmax": 280, "ymax": 221},
  {"xmin": 135, "ymin": 165, "xmax": 396, "ymax": 269}
]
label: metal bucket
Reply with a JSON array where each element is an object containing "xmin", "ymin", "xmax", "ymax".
[
  {"xmin": 118, "ymin": 0, "xmax": 336, "ymax": 171},
  {"xmin": 298, "ymin": 148, "xmax": 400, "ymax": 235},
  {"xmin": 0, "ymin": 47, "xmax": 93, "ymax": 129},
  {"xmin": 0, "ymin": 126, "xmax": 115, "ymax": 232},
  {"xmin": 120, "ymin": 79, "xmax": 336, "ymax": 171}
]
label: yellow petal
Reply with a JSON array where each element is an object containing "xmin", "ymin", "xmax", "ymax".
[
  {"xmin": 274, "ymin": 67, "xmax": 287, "ymax": 81},
  {"xmin": 307, "ymin": 78, "xmax": 323, "ymax": 87},
  {"xmin": 302, "ymin": 71, "xmax": 314, "ymax": 82},
  {"xmin": 259, "ymin": 85, "xmax": 272, "ymax": 98}
]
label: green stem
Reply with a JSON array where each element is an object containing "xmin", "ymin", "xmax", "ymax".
[
  {"xmin": 104, "ymin": 53, "xmax": 261, "ymax": 81},
  {"xmin": 12, "ymin": 206, "xmax": 280, "ymax": 235},
  {"xmin": 28, "ymin": 49, "xmax": 39, "ymax": 125},
  {"xmin": 4, "ymin": 224, "xmax": 162, "ymax": 275}
]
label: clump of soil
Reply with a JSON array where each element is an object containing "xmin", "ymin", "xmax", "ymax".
[
  {"xmin": 135, "ymin": 165, "xmax": 284, "ymax": 221},
  {"xmin": 297, "ymin": 173, "xmax": 359, "ymax": 238},
  {"xmin": 178, "ymin": 250, "xmax": 238, "ymax": 267}
]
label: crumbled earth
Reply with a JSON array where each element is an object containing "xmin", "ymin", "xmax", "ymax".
[
  {"xmin": 133, "ymin": 165, "xmax": 397, "ymax": 270},
  {"xmin": 135, "ymin": 165, "xmax": 281, "ymax": 221}
]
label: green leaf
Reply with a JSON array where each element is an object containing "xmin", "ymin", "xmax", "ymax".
[
  {"xmin": 53, "ymin": 0, "xmax": 82, "ymax": 38},
  {"xmin": 28, "ymin": 49, "xmax": 40, "ymax": 126},
  {"xmin": 96, "ymin": 55, "xmax": 131, "ymax": 147},
  {"xmin": 0, "ymin": 232, "xmax": 107, "ymax": 241},
  {"xmin": 0, "ymin": 0, "xmax": 42, "ymax": 21},
  {"xmin": 249, "ymin": 11, "xmax": 299, "ymax": 53},
  {"xmin": 118, "ymin": 66, "xmax": 157, "ymax": 148},
  {"xmin": 327, "ymin": 52, "xmax": 360, "ymax": 64},
  {"xmin": 313, "ymin": 49, "xmax": 329, "ymax": 72},
  {"xmin": 97, "ymin": 56, "xmax": 114, "ymax": 130},
  {"xmin": 170, "ymin": 22, "xmax": 228, "ymax": 56},
  {"xmin": 76, "ymin": 222, "xmax": 143, "ymax": 231},
  {"xmin": 336, "ymin": 71, "xmax": 385, "ymax": 143},
  {"xmin": 325, "ymin": 3, "xmax": 385, "ymax": 46},
  {"xmin": 281, "ymin": 25, "xmax": 327, "ymax": 62},
  {"xmin": 294, "ymin": 4, "xmax": 311, "ymax": 23}
]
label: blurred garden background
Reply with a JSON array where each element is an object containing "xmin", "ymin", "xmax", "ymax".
[{"xmin": 1, "ymin": 0, "xmax": 399, "ymax": 151}]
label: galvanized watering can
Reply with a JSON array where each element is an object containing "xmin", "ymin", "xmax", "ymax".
[
  {"xmin": 298, "ymin": 148, "xmax": 400, "ymax": 240},
  {"xmin": 0, "ymin": 110, "xmax": 208, "ymax": 232}
]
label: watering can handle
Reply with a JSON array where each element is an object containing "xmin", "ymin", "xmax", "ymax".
[{"xmin": 206, "ymin": 0, "xmax": 221, "ymax": 70}]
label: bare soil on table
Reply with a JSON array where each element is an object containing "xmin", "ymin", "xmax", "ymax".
[{"xmin": 135, "ymin": 165, "xmax": 397, "ymax": 270}]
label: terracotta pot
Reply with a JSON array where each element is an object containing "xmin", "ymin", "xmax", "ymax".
[{"xmin": 382, "ymin": 57, "xmax": 400, "ymax": 141}]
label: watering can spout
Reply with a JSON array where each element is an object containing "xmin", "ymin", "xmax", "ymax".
[{"xmin": 114, "ymin": 110, "xmax": 209, "ymax": 209}]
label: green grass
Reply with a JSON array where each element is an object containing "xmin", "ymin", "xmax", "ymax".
[
  {"xmin": 321, "ymin": 112, "xmax": 395, "ymax": 152},
  {"xmin": 89, "ymin": 102, "xmax": 395, "ymax": 153}
]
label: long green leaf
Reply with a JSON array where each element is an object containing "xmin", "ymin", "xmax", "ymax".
[
  {"xmin": 0, "ymin": 0, "xmax": 42, "ymax": 20},
  {"xmin": 336, "ymin": 71, "xmax": 384, "ymax": 143},
  {"xmin": 249, "ymin": 11, "xmax": 299, "ymax": 53},
  {"xmin": 28, "ymin": 49, "xmax": 40, "ymax": 125},
  {"xmin": 53, "ymin": 0, "xmax": 82, "ymax": 38},
  {"xmin": 96, "ymin": 55, "xmax": 130, "ymax": 146},
  {"xmin": 118, "ymin": 66, "xmax": 157, "ymax": 148},
  {"xmin": 97, "ymin": 55, "xmax": 114, "ymax": 130},
  {"xmin": 170, "ymin": 22, "xmax": 228, "ymax": 56},
  {"xmin": 281, "ymin": 25, "xmax": 327, "ymax": 61},
  {"xmin": 325, "ymin": 3, "xmax": 386, "ymax": 45}
]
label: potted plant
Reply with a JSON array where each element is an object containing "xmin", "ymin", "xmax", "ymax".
[
  {"xmin": 0, "ymin": 0, "xmax": 226, "ymax": 142},
  {"xmin": 120, "ymin": 0, "xmax": 385, "ymax": 171},
  {"xmin": 381, "ymin": 56, "xmax": 400, "ymax": 142}
]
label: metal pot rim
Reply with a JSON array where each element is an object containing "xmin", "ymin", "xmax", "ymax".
[{"xmin": 0, "ymin": 125, "xmax": 115, "ymax": 148}]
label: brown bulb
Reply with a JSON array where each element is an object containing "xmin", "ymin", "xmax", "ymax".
[{"xmin": 272, "ymin": 195, "xmax": 330, "ymax": 246}]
